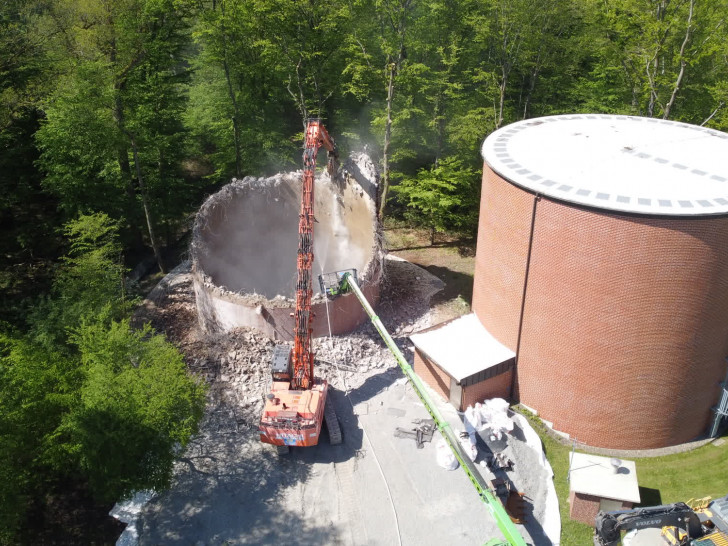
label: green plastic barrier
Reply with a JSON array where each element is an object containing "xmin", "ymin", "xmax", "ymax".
[{"xmin": 342, "ymin": 273, "xmax": 528, "ymax": 546}]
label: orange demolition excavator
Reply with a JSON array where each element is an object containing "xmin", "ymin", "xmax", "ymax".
[{"xmin": 258, "ymin": 119, "xmax": 342, "ymax": 454}]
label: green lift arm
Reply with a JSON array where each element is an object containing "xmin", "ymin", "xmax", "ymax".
[{"xmin": 323, "ymin": 271, "xmax": 528, "ymax": 546}]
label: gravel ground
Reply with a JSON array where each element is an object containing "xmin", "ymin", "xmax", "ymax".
[{"xmin": 121, "ymin": 255, "xmax": 556, "ymax": 546}]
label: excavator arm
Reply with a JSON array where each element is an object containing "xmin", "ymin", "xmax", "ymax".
[
  {"xmin": 594, "ymin": 502, "xmax": 702, "ymax": 546},
  {"xmin": 291, "ymin": 119, "xmax": 338, "ymax": 390},
  {"xmin": 259, "ymin": 120, "xmax": 341, "ymax": 451}
]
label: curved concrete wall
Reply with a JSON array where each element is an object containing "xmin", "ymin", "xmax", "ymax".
[
  {"xmin": 192, "ymin": 268, "xmax": 381, "ymax": 340},
  {"xmin": 473, "ymin": 166, "xmax": 728, "ymax": 449},
  {"xmin": 192, "ymin": 153, "xmax": 383, "ymax": 338}
]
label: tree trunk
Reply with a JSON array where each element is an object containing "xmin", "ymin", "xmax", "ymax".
[
  {"xmin": 434, "ymin": 87, "xmax": 445, "ymax": 166},
  {"xmin": 115, "ymin": 103, "xmax": 135, "ymax": 203},
  {"xmin": 379, "ymin": 61, "xmax": 396, "ymax": 220},
  {"xmin": 286, "ymin": 58, "xmax": 310, "ymax": 130},
  {"xmin": 223, "ymin": 57, "xmax": 243, "ymax": 178},
  {"xmin": 219, "ymin": 0, "xmax": 242, "ymax": 177},
  {"xmin": 663, "ymin": 0, "xmax": 694, "ymax": 120},
  {"xmin": 378, "ymin": 0, "xmax": 412, "ymax": 220},
  {"xmin": 522, "ymin": 52, "xmax": 542, "ymax": 119},
  {"xmin": 497, "ymin": 68, "xmax": 508, "ymax": 129},
  {"xmin": 129, "ymin": 135, "xmax": 166, "ymax": 274},
  {"xmin": 110, "ymin": 34, "xmax": 144, "ymax": 248}
]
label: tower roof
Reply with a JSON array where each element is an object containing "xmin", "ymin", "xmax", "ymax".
[{"xmin": 482, "ymin": 114, "xmax": 728, "ymax": 216}]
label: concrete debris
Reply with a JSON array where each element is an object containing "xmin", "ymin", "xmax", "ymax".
[
  {"xmin": 479, "ymin": 398, "xmax": 515, "ymax": 440},
  {"xmin": 436, "ymin": 439, "xmax": 459, "ymax": 470},
  {"xmin": 130, "ymin": 252, "xmax": 445, "ymax": 462}
]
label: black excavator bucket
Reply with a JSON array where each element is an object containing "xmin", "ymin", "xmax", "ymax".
[{"xmin": 318, "ymin": 269, "xmax": 358, "ymax": 298}]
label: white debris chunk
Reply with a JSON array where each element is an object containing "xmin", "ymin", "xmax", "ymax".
[
  {"xmin": 109, "ymin": 490, "xmax": 155, "ymax": 546},
  {"xmin": 436, "ymin": 439, "xmax": 459, "ymax": 470}
]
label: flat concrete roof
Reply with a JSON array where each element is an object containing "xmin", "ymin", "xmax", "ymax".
[
  {"xmin": 409, "ymin": 313, "xmax": 515, "ymax": 382},
  {"xmin": 481, "ymin": 114, "xmax": 728, "ymax": 216},
  {"xmin": 569, "ymin": 452, "xmax": 641, "ymax": 504}
]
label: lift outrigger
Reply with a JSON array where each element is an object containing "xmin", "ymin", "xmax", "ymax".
[{"xmin": 319, "ymin": 269, "xmax": 529, "ymax": 546}]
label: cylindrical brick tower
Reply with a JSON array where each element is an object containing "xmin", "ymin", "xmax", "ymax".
[{"xmin": 475, "ymin": 114, "xmax": 728, "ymax": 449}]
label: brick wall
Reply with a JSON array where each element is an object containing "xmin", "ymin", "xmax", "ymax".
[
  {"xmin": 413, "ymin": 350, "xmax": 451, "ymax": 404},
  {"xmin": 462, "ymin": 370, "xmax": 513, "ymax": 409},
  {"xmin": 472, "ymin": 167, "xmax": 533, "ymax": 350},
  {"xmin": 569, "ymin": 491, "xmax": 632, "ymax": 525},
  {"xmin": 569, "ymin": 491, "xmax": 601, "ymax": 525},
  {"xmin": 473, "ymin": 165, "xmax": 728, "ymax": 449}
]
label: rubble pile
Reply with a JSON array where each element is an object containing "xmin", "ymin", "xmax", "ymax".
[
  {"xmin": 371, "ymin": 256, "xmax": 444, "ymax": 336},
  {"xmin": 132, "ymin": 253, "xmax": 445, "ymax": 440}
]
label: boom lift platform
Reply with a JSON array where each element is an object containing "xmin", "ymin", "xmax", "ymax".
[
  {"xmin": 319, "ymin": 269, "xmax": 529, "ymax": 546},
  {"xmin": 258, "ymin": 120, "xmax": 342, "ymax": 453}
]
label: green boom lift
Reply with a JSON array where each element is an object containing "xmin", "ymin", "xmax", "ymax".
[{"xmin": 318, "ymin": 269, "xmax": 529, "ymax": 546}]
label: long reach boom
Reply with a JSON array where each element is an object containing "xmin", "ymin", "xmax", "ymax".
[
  {"xmin": 320, "ymin": 271, "xmax": 528, "ymax": 546},
  {"xmin": 258, "ymin": 120, "xmax": 341, "ymax": 451}
]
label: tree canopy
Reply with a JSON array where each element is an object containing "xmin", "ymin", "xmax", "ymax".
[
  {"xmin": 0, "ymin": 215, "xmax": 206, "ymax": 542},
  {"xmin": 3, "ymin": 0, "xmax": 728, "ymax": 261},
  {"xmin": 3, "ymin": 0, "xmax": 728, "ymax": 540}
]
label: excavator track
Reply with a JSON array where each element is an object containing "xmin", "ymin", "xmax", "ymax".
[{"xmin": 324, "ymin": 389, "xmax": 342, "ymax": 445}]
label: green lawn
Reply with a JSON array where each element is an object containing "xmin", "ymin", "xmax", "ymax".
[{"xmin": 518, "ymin": 409, "xmax": 728, "ymax": 546}]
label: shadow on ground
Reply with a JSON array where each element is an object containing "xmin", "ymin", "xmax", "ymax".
[
  {"xmin": 637, "ymin": 487, "xmax": 662, "ymax": 507},
  {"xmin": 138, "ymin": 384, "xmax": 368, "ymax": 545}
]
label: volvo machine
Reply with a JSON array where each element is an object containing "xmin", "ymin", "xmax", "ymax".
[
  {"xmin": 258, "ymin": 120, "xmax": 342, "ymax": 454},
  {"xmin": 594, "ymin": 496, "xmax": 728, "ymax": 545}
]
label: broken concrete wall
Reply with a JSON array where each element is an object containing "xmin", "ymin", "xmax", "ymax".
[{"xmin": 191, "ymin": 153, "xmax": 383, "ymax": 339}]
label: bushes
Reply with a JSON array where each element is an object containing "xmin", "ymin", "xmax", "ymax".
[{"xmin": 0, "ymin": 214, "xmax": 206, "ymax": 542}]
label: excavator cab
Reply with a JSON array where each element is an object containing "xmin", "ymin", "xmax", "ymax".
[
  {"xmin": 270, "ymin": 345, "xmax": 292, "ymax": 382},
  {"xmin": 319, "ymin": 269, "xmax": 358, "ymax": 298}
]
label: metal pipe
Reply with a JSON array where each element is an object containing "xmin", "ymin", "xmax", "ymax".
[
  {"xmin": 512, "ymin": 193, "xmax": 541, "ymax": 401},
  {"xmin": 709, "ymin": 360, "xmax": 728, "ymax": 438}
]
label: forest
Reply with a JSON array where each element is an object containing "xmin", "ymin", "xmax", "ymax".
[{"xmin": 2, "ymin": 0, "xmax": 728, "ymax": 541}]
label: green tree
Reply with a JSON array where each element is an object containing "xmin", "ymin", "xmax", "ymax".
[
  {"xmin": 0, "ymin": 334, "xmax": 80, "ymax": 540},
  {"xmin": 30, "ymin": 213, "xmax": 129, "ymax": 350},
  {"xmin": 35, "ymin": 62, "xmax": 128, "ymax": 220},
  {"xmin": 37, "ymin": 0, "xmax": 199, "ymax": 269},
  {"xmin": 374, "ymin": 0, "xmax": 416, "ymax": 219},
  {"xmin": 391, "ymin": 156, "xmax": 479, "ymax": 241},
  {"xmin": 579, "ymin": 0, "xmax": 728, "ymax": 123},
  {"xmin": 0, "ymin": 213, "xmax": 205, "ymax": 541},
  {"xmin": 0, "ymin": 0, "xmax": 63, "ymax": 325},
  {"xmin": 66, "ymin": 319, "xmax": 206, "ymax": 501},
  {"xmin": 188, "ymin": 0, "xmax": 298, "ymax": 181}
]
